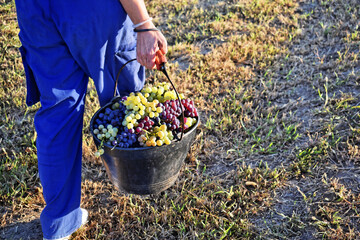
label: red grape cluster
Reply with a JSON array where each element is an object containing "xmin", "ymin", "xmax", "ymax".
[
  {"xmin": 158, "ymin": 100, "xmax": 181, "ymax": 130},
  {"xmin": 135, "ymin": 116, "xmax": 155, "ymax": 133},
  {"xmin": 181, "ymin": 99, "xmax": 198, "ymax": 118},
  {"xmin": 159, "ymin": 99, "xmax": 198, "ymax": 131}
]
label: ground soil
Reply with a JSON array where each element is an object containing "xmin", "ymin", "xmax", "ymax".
[{"xmin": 1, "ymin": 0, "xmax": 359, "ymax": 239}]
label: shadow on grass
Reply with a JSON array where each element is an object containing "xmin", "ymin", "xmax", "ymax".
[{"xmin": 0, "ymin": 219, "xmax": 42, "ymax": 240}]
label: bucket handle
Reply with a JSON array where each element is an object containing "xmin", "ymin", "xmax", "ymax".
[{"xmin": 114, "ymin": 58, "xmax": 185, "ymax": 141}]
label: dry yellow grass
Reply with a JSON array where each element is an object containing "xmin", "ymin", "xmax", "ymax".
[{"xmin": 1, "ymin": 0, "xmax": 359, "ymax": 239}]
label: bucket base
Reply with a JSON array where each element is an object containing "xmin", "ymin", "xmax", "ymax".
[{"xmin": 110, "ymin": 170, "xmax": 180, "ymax": 195}]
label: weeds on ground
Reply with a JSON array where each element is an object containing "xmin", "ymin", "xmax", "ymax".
[{"xmin": 1, "ymin": 0, "xmax": 359, "ymax": 239}]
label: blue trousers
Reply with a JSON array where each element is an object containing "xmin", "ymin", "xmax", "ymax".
[{"xmin": 15, "ymin": 0, "xmax": 145, "ymax": 238}]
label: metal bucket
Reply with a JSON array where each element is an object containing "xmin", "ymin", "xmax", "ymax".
[{"xmin": 90, "ymin": 58, "xmax": 198, "ymax": 195}]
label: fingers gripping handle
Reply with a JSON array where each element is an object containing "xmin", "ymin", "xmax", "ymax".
[{"xmin": 155, "ymin": 50, "xmax": 167, "ymax": 70}]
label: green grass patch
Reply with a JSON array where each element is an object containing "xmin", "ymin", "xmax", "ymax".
[{"xmin": 1, "ymin": 0, "xmax": 360, "ymax": 239}]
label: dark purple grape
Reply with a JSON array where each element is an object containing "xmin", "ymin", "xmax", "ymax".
[
  {"xmin": 105, "ymin": 108, "xmax": 112, "ymax": 115},
  {"xmin": 110, "ymin": 119, "xmax": 117, "ymax": 126}
]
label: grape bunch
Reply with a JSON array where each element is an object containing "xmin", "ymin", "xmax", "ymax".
[
  {"xmin": 137, "ymin": 124, "xmax": 174, "ymax": 147},
  {"xmin": 158, "ymin": 99, "xmax": 198, "ymax": 131},
  {"xmin": 92, "ymin": 81, "xmax": 198, "ymax": 156},
  {"xmin": 181, "ymin": 99, "xmax": 198, "ymax": 117}
]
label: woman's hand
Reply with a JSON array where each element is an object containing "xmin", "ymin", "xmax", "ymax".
[
  {"xmin": 118, "ymin": 0, "xmax": 167, "ymax": 69},
  {"xmin": 135, "ymin": 22, "xmax": 167, "ymax": 69}
]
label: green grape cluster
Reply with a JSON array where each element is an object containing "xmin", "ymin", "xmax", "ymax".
[
  {"xmin": 137, "ymin": 124, "xmax": 174, "ymax": 147},
  {"xmin": 141, "ymin": 82, "xmax": 182, "ymax": 103}
]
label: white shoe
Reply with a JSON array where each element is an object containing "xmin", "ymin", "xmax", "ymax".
[
  {"xmin": 80, "ymin": 208, "xmax": 89, "ymax": 227},
  {"xmin": 43, "ymin": 208, "xmax": 88, "ymax": 240}
]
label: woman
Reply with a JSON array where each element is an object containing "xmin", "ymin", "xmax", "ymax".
[{"xmin": 15, "ymin": 0, "xmax": 167, "ymax": 239}]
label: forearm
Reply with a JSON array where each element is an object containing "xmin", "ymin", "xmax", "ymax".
[
  {"xmin": 119, "ymin": 0, "xmax": 167, "ymax": 69},
  {"xmin": 119, "ymin": 0, "xmax": 154, "ymax": 29}
]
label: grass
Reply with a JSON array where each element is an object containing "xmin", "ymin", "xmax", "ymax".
[{"xmin": 1, "ymin": 0, "xmax": 360, "ymax": 239}]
